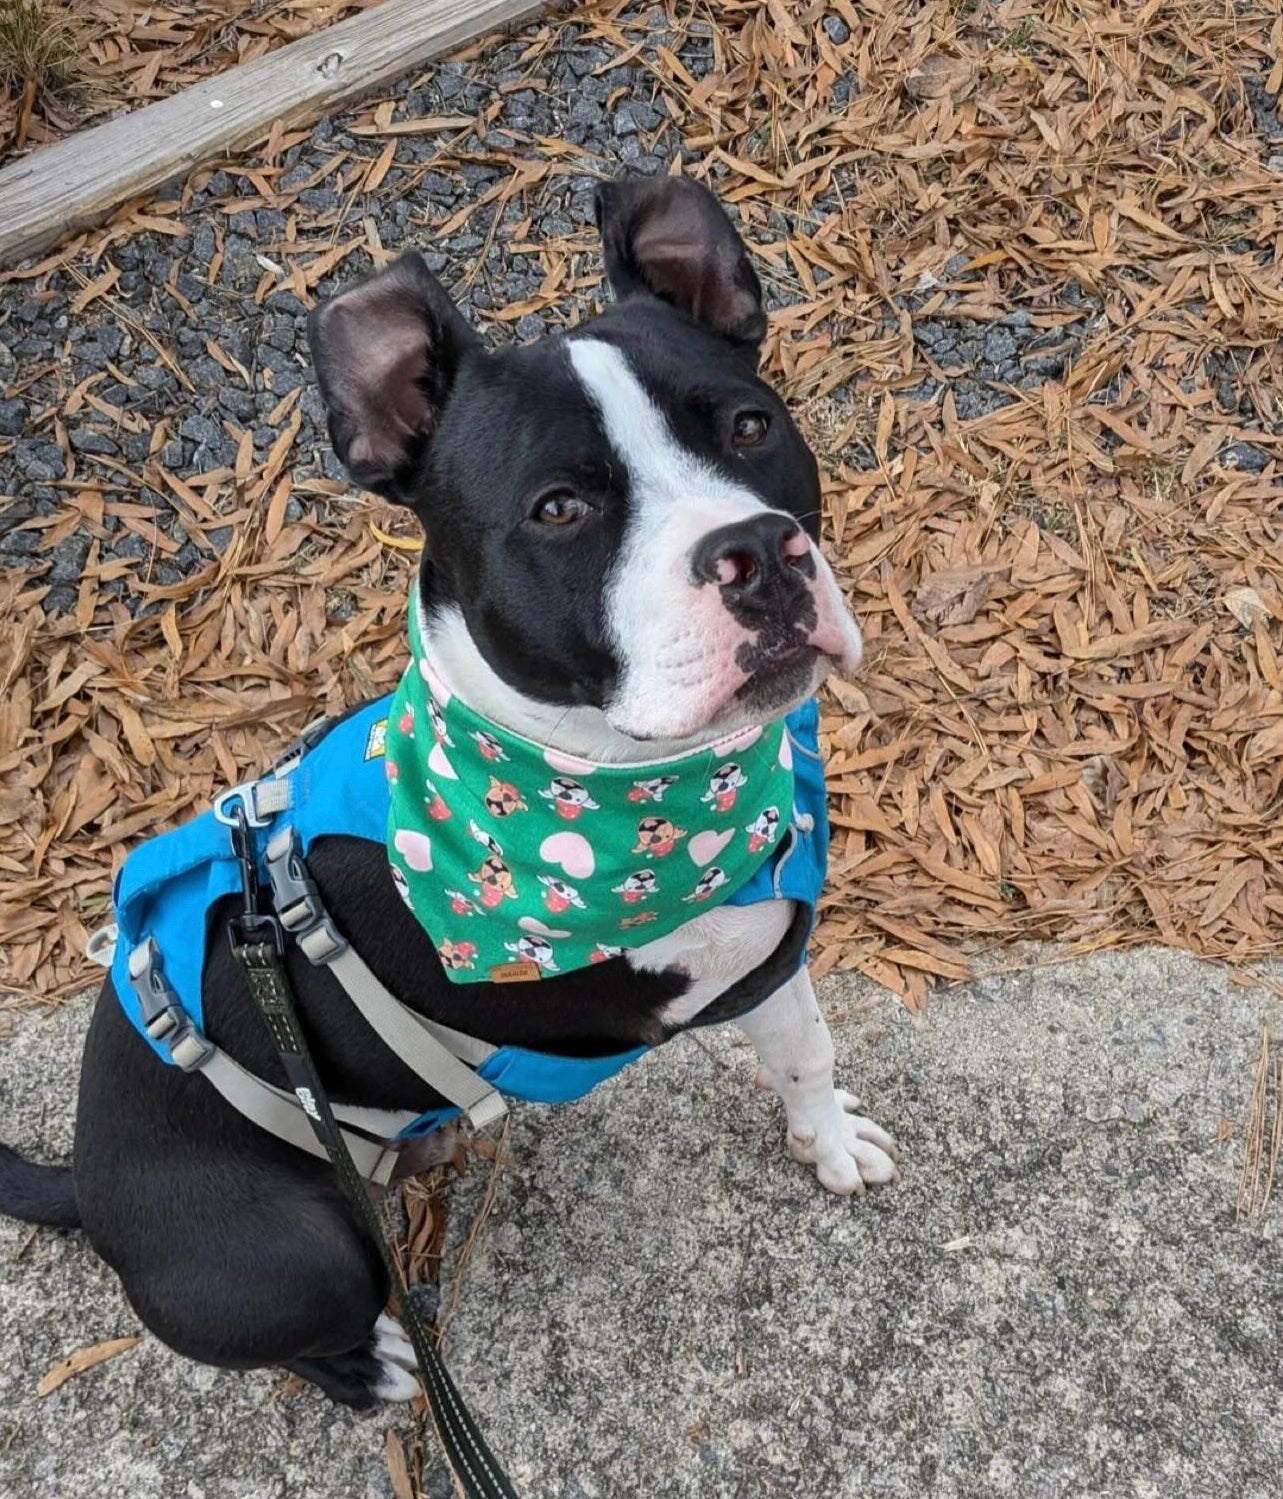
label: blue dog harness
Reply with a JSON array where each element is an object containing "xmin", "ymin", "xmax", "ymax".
[{"xmin": 98, "ymin": 695, "xmax": 829, "ymax": 1177}]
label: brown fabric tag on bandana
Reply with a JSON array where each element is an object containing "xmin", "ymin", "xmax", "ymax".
[{"xmin": 488, "ymin": 961, "xmax": 543, "ymax": 984}]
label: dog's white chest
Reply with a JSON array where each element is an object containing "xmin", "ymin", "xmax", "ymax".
[{"xmin": 625, "ymin": 898, "xmax": 797, "ymax": 1025}]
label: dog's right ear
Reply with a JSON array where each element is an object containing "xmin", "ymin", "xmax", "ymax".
[
  {"xmin": 594, "ymin": 175, "xmax": 767, "ymax": 348},
  {"xmin": 307, "ymin": 252, "xmax": 483, "ymax": 504}
]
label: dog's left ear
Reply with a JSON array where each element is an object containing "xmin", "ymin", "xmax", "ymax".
[
  {"xmin": 307, "ymin": 251, "xmax": 483, "ymax": 505},
  {"xmin": 594, "ymin": 175, "xmax": 767, "ymax": 348}
]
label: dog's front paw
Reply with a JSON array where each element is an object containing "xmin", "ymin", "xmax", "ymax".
[{"xmin": 781, "ymin": 1087, "xmax": 900, "ymax": 1196}]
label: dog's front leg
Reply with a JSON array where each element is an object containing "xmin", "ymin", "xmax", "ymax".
[{"xmin": 739, "ymin": 966, "xmax": 899, "ymax": 1195}]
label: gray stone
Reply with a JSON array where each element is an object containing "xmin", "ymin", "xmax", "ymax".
[
  {"xmin": 178, "ymin": 414, "xmax": 222, "ymax": 449},
  {"xmin": 268, "ymin": 367, "xmax": 306, "ymax": 397},
  {"xmin": 15, "ymin": 439, "xmax": 66, "ymax": 482},
  {"xmin": 68, "ymin": 428, "xmax": 119, "ymax": 456},
  {"xmin": 298, "ymin": 187, "xmax": 338, "ymax": 212},
  {"xmin": 0, "ymin": 397, "xmax": 28, "ymax": 436},
  {"xmin": 217, "ymin": 388, "xmax": 258, "ymax": 422},
  {"xmin": 46, "ymin": 534, "xmax": 90, "ymax": 583},
  {"xmin": 43, "ymin": 585, "xmax": 77, "ymax": 614},
  {"xmin": 191, "ymin": 224, "xmax": 217, "ymax": 262},
  {"xmin": 983, "ymin": 326, "xmax": 1018, "ymax": 363},
  {"xmin": 1223, "ymin": 441, "xmax": 1270, "ymax": 472},
  {"xmin": 266, "ymin": 291, "xmax": 309, "ymax": 318}
]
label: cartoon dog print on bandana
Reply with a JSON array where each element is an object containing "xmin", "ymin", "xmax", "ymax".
[
  {"xmin": 428, "ymin": 698, "xmax": 453, "ymax": 746},
  {"xmin": 540, "ymin": 777, "xmax": 601, "ymax": 820},
  {"xmin": 702, "ymin": 763, "xmax": 748, "ymax": 813},
  {"xmin": 745, "ymin": 806, "xmax": 780, "ymax": 853},
  {"xmin": 633, "ymin": 816, "xmax": 687, "ymax": 858},
  {"xmin": 684, "ymin": 867, "xmax": 728, "ymax": 903},
  {"xmin": 391, "ymin": 866, "xmax": 414, "ymax": 910},
  {"xmin": 539, "ymin": 875, "xmax": 586, "ymax": 914},
  {"xmin": 612, "ymin": 869, "xmax": 658, "ymax": 904},
  {"xmin": 505, "ymin": 934, "xmax": 559, "ymax": 972},
  {"xmin": 627, "ymin": 775, "xmax": 679, "ymax": 804},
  {"xmin": 423, "ymin": 779, "xmax": 452, "ymax": 821},
  {"xmin": 438, "ymin": 938, "xmax": 478, "ymax": 971},
  {"xmin": 467, "ymin": 820, "xmax": 518, "ymax": 908},
  {"xmin": 472, "ymin": 729, "xmax": 508, "ymax": 762},
  {"xmin": 484, "ymin": 776, "xmax": 527, "ymax": 818}
]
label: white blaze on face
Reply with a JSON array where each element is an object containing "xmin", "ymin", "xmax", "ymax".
[{"xmin": 566, "ymin": 338, "xmax": 862, "ymax": 741}]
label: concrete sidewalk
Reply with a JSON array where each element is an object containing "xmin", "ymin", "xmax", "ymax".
[{"xmin": 1, "ymin": 949, "xmax": 1279, "ymax": 1498}]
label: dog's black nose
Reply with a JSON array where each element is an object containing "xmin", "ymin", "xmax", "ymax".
[{"xmin": 692, "ymin": 513, "xmax": 812, "ymax": 609}]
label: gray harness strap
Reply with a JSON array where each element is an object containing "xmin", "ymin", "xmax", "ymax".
[
  {"xmin": 199, "ymin": 1048, "xmax": 407, "ymax": 1185},
  {"xmin": 126, "ymin": 937, "xmax": 408, "ymax": 1185},
  {"xmin": 264, "ymin": 828, "xmax": 509, "ymax": 1133},
  {"xmin": 324, "ymin": 947, "xmax": 508, "ymax": 1128}
]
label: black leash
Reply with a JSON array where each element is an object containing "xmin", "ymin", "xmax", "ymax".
[{"xmin": 227, "ymin": 809, "xmax": 519, "ymax": 1499}]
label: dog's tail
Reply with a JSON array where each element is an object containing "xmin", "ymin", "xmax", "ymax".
[{"xmin": 0, "ymin": 1144, "xmax": 80, "ymax": 1229}]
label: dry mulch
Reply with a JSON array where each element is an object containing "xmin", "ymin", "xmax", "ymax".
[
  {"xmin": 3, "ymin": 0, "xmax": 1283, "ymax": 1014},
  {"xmin": 1, "ymin": 0, "xmax": 378, "ymax": 163}
]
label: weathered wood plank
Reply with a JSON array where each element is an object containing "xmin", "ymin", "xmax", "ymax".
[{"xmin": 0, "ymin": 0, "xmax": 547, "ymax": 270}]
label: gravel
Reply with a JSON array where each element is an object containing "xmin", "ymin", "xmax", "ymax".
[{"xmin": 2, "ymin": 15, "xmax": 1281, "ymax": 611}]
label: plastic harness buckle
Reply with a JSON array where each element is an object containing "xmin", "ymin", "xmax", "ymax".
[
  {"xmin": 264, "ymin": 827, "xmax": 347, "ymax": 965},
  {"xmin": 127, "ymin": 938, "xmax": 214, "ymax": 1072}
]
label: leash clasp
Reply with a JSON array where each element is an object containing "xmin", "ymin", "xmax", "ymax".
[{"xmin": 227, "ymin": 804, "xmax": 284, "ymax": 955}]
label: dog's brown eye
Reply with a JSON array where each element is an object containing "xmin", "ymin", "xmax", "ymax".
[
  {"xmin": 532, "ymin": 490, "xmax": 588, "ymax": 526},
  {"xmin": 732, "ymin": 411, "xmax": 769, "ymax": 449}
]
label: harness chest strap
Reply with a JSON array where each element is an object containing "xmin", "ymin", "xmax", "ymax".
[
  {"xmin": 264, "ymin": 828, "xmax": 509, "ymax": 1132},
  {"xmin": 127, "ymin": 938, "xmax": 409, "ymax": 1185},
  {"xmin": 119, "ymin": 820, "xmax": 508, "ymax": 1182}
]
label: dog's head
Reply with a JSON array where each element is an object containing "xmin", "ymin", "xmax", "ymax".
[{"xmin": 308, "ymin": 174, "xmax": 862, "ymax": 743}]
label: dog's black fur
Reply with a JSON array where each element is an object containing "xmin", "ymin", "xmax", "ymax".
[{"xmin": 1, "ymin": 177, "xmax": 827, "ymax": 1407}]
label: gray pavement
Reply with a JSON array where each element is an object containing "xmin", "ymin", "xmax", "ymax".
[{"xmin": 2, "ymin": 948, "xmax": 1279, "ymax": 1498}]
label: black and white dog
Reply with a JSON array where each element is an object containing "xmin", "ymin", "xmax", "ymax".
[{"xmin": 1, "ymin": 176, "xmax": 897, "ymax": 1408}]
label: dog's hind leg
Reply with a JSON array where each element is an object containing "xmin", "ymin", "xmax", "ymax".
[
  {"xmin": 74, "ymin": 986, "xmax": 417, "ymax": 1408},
  {"xmin": 100, "ymin": 1158, "xmax": 418, "ymax": 1407},
  {"xmin": 287, "ymin": 1315, "xmax": 421, "ymax": 1406},
  {"xmin": 738, "ymin": 966, "xmax": 900, "ymax": 1196}
]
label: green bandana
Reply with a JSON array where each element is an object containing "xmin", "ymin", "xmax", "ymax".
[{"xmin": 385, "ymin": 601, "xmax": 795, "ymax": 984}]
